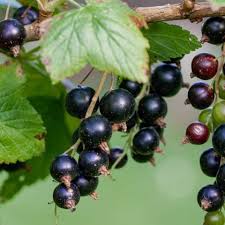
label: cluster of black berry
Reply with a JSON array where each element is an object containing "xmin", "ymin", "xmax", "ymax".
[
  {"xmin": 184, "ymin": 17, "xmax": 225, "ymax": 225},
  {"xmin": 0, "ymin": 6, "xmax": 38, "ymax": 55}
]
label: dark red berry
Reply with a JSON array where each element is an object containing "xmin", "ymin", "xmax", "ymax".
[
  {"xmin": 0, "ymin": 19, "xmax": 26, "ymax": 49},
  {"xmin": 191, "ymin": 53, "xmax": 218, "ymax": 80},
  {"xmin": 183, "ymin": 122, "xmax": 210, "ymax": 145},
  {"xmin": 99, "ymin": 88, "xmax": 135, "ymax": 123},
  {"xmin": 108, "ymin": 147, "xmax": 128, "ymax": 169},
  {"xmin": 200, "ymin": 148, "xmax": 221, "ymax": 177},
  {"xmin": 212, "ymin": 124, "xmax": 225, "ymax": 156},
  {"xmin": 119, "ymin": 79, "xmax": 143, "ymax": 97},
  {"xmin": 13, "ymin": 6, "xmax": 39, "ymax": 25},
  {"xmin": 202, "ymin": 17, "xmax": 225, "ymax": 45},
  {"xmin": 65, "ymin": 86, "xmax": 99, "ymax": 119},
  {"xmin": 53, "ymin": 183, "xmax": 80, "ymax": 211},
  {"xmin": 186, "ymin": 82, "xmax": 214, "ymax": 110},
  {"xmin": 197, "ymin": 184, "xmax": 224, "ymax": 212}
]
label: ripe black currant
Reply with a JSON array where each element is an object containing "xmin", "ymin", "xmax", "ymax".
[
  {"xmin": 186, "ymin": 82, "xmax": 214, "ymax": 110},
  {"xmin": 183, "ymin": 122, "xmax": 210, "ymax": 145},
  {"xmin": 216, "ymin": 164, "xmax": 225, "ymax": 192},
  {"xmin": 202, "ymin": 17, "xmax": 225, "ymax": 45},
  {"xmin": 53, "ymin": 183, "xmax": 80, "ymax": 211},
  {"xmin": 73, "ymin": 175, "xmax": 98, "ymax": 199},
  {"xmin": 126, "ymin": 112, "xmax": 138, "ymax": 132},
  {"xmin": 79, "ymin": 115, "xmax": 112, "ymax": 149},
  {"xmin": 151, "ymin": 64, "xmax": 184, "ymax": 97},
  {"xmin": 131, "ymin": 150, "xmax": 155, "ymax": 166},
  {"xmin": 78, "ymin": 149, "xmax": 109, "ymax": 177},
  {"xmin": 13, "ymin": 6, "xmax": 39, "ymax": 25},
  {"xmin": 200, "ymin": 148, "xmax": 221, "ymax": 177},
  {"xmin": 212, "ymin": 124, "xmax": 225, "ymax": 156},
  {"xmin": 140, "ymin": 122, "xmax": 164, "ymax": 138},
  {"xmin": 197, "ymin": 184, "xmax": 224, "ymax": 212},
  {"xmin": 133, "ymin": 128, "xmax": 161, "ymax": 155},
  {"xmin": 108, "ymin": 147, "xmax": 128, "ymax": 169},
  {"xmin": 138, "ymin": 94, "xmax": 167, "ymax": 127},
  {"xmin": 119, "ymin": 79, "xmax": 143, "ymax": 97},
  {"xmin": 99, "ymin": 88, "xmax": 135, "ymax": 123},
  {"xmin": 65, "ymin": 86, "xmax": 99, "ymax": 118},
  {"xmin": 0, "ymin": 19, "xmax": 26, "ymax": 50},
  {"xmin": 50, "ymin": 154, "xmax": 78, "ymax": 187},
  {"xmin": 191, "ymin": 53, "xmax": 218, "ymax": 80},
  {"xmin": 204, "ymin": 211, "xmax": 225, "ymax": 225}
]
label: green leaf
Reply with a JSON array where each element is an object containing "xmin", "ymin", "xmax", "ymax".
[
  {"xmin": 207, "ymin": 0, "xmax": 225, "ymax": 6},
  {"xmin": 142, "ymin": 22, "xmax": 201, "ymax": 63},
  {"xmin": 41, "ymin": 0, "xmax": 149, "ymax": 84},
  {"xmin": 17, "ymin": 0, "xmax": 37, "ymax": 7},
  {"xmin": 0, "ymin": 62, "xmax": 45, "ymax": 164}
]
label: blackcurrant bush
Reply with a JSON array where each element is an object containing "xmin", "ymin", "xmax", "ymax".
[
  {"xmin": 204, "ymin": 211, "xmax": 225, "ymax": 225},
  {"xmin": 53, "ymin": 183, "xmax": 80, "ymax": 211},
  {"xmin": 65, "ymin": 86, "xmax": 99, "ymax": 118},
  {"xmin": 202, "ymin": 17, "xmax": 225, "ymax": 45},
  {"xmin": 197, "ymin": 184, "xmax": 224, "ymax": 212},
  {"xmin": 13, "ymin": 6, "xmax": 39, "ymax": 25},
  {"xmin": 126, "ymin": 112, "xmax": 138, "ymax": 132},
  {"xmin": 133, "ymin": 128, "xmax": 161, "ymax": 155},
  {"xmin": 138, "ymin": 94, "xmax": 167, "ymax": 126},
  {"xmin": 151, "ymin": 64, "xmax": 183, "ymax": 97},
  {"xmin": 212, "ymin": 124, "xmax": 225, "ymax": 156},
  {"xmin": 131, "ymin": 150, "xmax": 155, "ymax": 166},
  {"xmin": 186, "ymin": 82, "xmax": 214, "ymax": 110},
  {"xmin": 200, "ymin": 148, "xmax": 221, "ymax": 177},
  {"xmin": 216, "ymin": 164, "xmax": 225, "ymax": 191},
  {"xmin": 108, "ymin": 147, "xmax": 128, "ymax": 169},
  {"xmin": 79, "ymin": 115, "xmax": 112, "ymax": 149},
  {"xmin": 212, "ymin": 101, "xmax": 225, "ymax": 127},
  {"xmin": 73, "ymin": 175, "xmax": 98, "ymax": 198},
  {"xmin": 0, "ymin": 19, "xmax": 26, "ymax": 50},
  {"xmin": 183, "ymin": 122, "xmax": 210, "ymax": 145},
  {"xmin": 119, "ymin": 79, "xmax": 143, "ymax": 97},
  {"xmin": 50, "ymin": 155, "xmax": 78, "ymax": 187},
  {"xmin": 99, "ymin": 88, "xmax": 135, "ymax": 123},
  {"xmin": 199, "ymin": 109, "xmax": 213, "ymax": 132},
  {"xmin": 78, "ymin": 149, "xmax": 109, "ymax": 177},
  {"xmin": 191, "ymin": 53, "xmax": 218, "ymax": 80}
]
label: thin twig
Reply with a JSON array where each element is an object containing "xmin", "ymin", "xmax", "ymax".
[
  {"xmin": 4, "ymin": 0, "xmax": 11, "ymax": 20},
  {"xmin": 80, "ymin": 68, "xmax": 94, "ymax": 84}
]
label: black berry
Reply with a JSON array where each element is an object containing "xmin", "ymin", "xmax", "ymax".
[
  {"xmin": 108, "ymin": 147, "xmax": 128, "ymax": 169},
  {"xmin": 119, "ymin": 79, "xmax": 143, "ymax": 97},
  {"xmin": 212, "ymin": 124, "xmax": 225, "ymax": 156},
  {"xmin": 126, "ymin": 112, "xmax": 138, "ymax": 132},
  {"xmin": 216, "ymin": 164, "xmax": 225, "ymax": 192}
]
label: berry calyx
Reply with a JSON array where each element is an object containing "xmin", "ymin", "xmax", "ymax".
[
  {"xmin": 197, "ymin": 184, "xmax": 224, "ymax": 212},
  {"xmin": 79, "ymin": 115, "xmax": 112, "ymax": 151},
  {"xmin": 201, "ymin": 17, "xmax": 225, "ymax": 45},
  {"xmin": 65, "ymin": 86, "xmax": 99, "ymax": 119},
  {"xmin": 0, "ymin": 19, "xmax": 26, "ymax": 51},
  {"xmin": 191, "ymin": 53, "xmax": 218, "ymax": 80},
  {"xmin": 53, "ymin": 183, "xmax": 80, "ymax": 211},
  {"xmin": 212, "ymin": 124, "xmax": 225, "ymax": 156},
  {"xmin": 151, "ymin": 64, "xmax": 184, "ymax": 97},
  {"xmin": 119, "ymin": 79, "xmax": 143, "ymax": 97},
  {"xmin": 108, "ymin": 147, "xmax": 128, "ymax": 169},
  {"xmin": 13, "ymin": 6, "xmax": 39, "ymax": 25},
  {"xmin": 50, "ymin": 155, "xmax": 78, "ymax": 187},
  {"xmin": 183, "ymin": 122, "xmax": 210, "ymax": 145},
  {"xmin": 200, "ymin": 148, "xmax": 221, "ymax": 177},
  {"xmin": 78, "ymin": 149, "xmax": 109, "ymax": 177},
  {"xmin": 99, "ymin": 88, "xmax": 135, "ymax": 123},
  {"xmin": 186, "ymin": 82, "xmax": 214, "ymax": 110},
  {"xmin": 204, "ymin": 211, "xmax": 225, "ymax": 225}
]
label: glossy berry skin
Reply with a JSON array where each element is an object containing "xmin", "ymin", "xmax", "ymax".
[
  {"xmin": 131, "ymin": 150, "xmax": 154, "ymax": 163},
  {"xmin": 73, "ymin": 175, "xmax": 98, "ymax": 196},
  {"xmin": 216, "ymin": 164, "xmax": 225, "ymax": 191},
  {"xmin": 138, "ymin": 94, "xmax": 168, "ymax": 124},
  {"xmin": 126, "ymin": 112, "xmax": 138, "ymax": 132},
  {"xmin": 197, "ymin": 185, "xmax": 224, "ymax": 212},
  {"xmin": 13, "ymin": 6, "xmax": 39, "ymax": 25},
  {"xmin": 65, "ymin": 86, "xmax": 99, "ymax": 119},
  {"xmin": 204, "ymin": 211, "xmax": 225, "ymax": 225},
  {"xmin": 78, "ymin": 149, "xmax": 109, "ymax": 177},
  {"xmin": 212, "ymin": 101, "xmax": 225, "ymax": 128},
  {"xmin": 99, "ymin": 88, "xmax": 135, "ymax": 123},
  {"xmin": 212, "ymin": 124, "xmax": 225, "ymax": 156},
  {"xmin": 187, "ymin": 82, "xmax": 214, "ymax": 110},
  {"xmin": 191, "ymin": 53, "xmax": 218, "ymax": 80},
  {"xmin": 184, "ymin": 122, "xmax": 210, "ymax": 145},
  {"xmin": 140, "ymin": 122, "xmax": 164, "ymax": 138},
  {"xmin": 202, "ymin": 17, "xmax": 225, "ymax": 45},
  {"xmin": 133, "ymin": 128, "xmax": 160, "ymax": 155},
  {"xmin": 119, "ymin": 79, "xmax": 143, "ymax": 97},
  {"xmin": 50, "ymin": 155, "xmax": 78, "ymax": 184},
  {"xmin": 53, "ymin": 183, "xmax": 80, "ymax": 210},
  {"xmin": 151, "ymin": 64, "xmax": 183, "ymax": 97},
  {"xmin": 0, "ymin": 19, "xmax": 26, "ymax": 49},
  {"xmin": 108, "ymin": 147, "xmax": 128, "ymax": 169},
  {"xmin": 79, "ymin": 115, "xmax": 112, "ymax": 148},
  {"xmin": 200, "ymin": 148, "xmax": 221, "ymax": 177}
]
